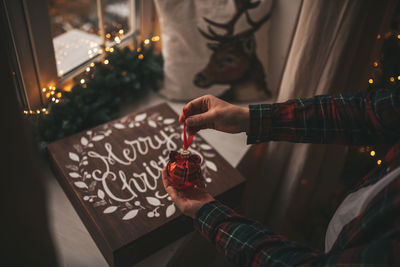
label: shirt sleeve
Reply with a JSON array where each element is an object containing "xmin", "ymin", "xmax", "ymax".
[
  {"xmin": 247, "ymin": 87, "xmax": 400, "ymax": 145},
  {"xmin": 193, "ymin": 201, "xmax": 400, "ymax": 267}
]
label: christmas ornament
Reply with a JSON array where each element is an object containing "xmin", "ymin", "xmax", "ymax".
[{"xmin": 167, "ymin": 109, "xmax": 204, "ymax": 189}]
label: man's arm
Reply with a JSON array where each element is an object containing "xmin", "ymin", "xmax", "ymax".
[
  {"xmin": 194, "ymin": 201, "xmax": 399, "ymax": 267},
  {"xmin": 247, "ymin": 87, "xmax": 400, "ymax": 145}
]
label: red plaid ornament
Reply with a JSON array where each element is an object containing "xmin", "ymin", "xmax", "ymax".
[{"xmin": 167, "ymin": 108, "xmax": 204, "ymax": 189}]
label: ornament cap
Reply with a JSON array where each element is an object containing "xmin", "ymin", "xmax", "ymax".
[{"xmin": 179, "ymin": 149, "xmax": 190, "ymax": 156}]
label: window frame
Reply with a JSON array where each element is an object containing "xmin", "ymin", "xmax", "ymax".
[{"xmin": 4, "ymin": 0, "xmax": 150, "ymax": 111}]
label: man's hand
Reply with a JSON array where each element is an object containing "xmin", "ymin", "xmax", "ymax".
[
  {"xmin": 179, "ymin": 94, "xmax": 249, "ymax": 136},
  {"xmin": 162, "ymin": 169, "xmax": 214, "ymax": 218}
]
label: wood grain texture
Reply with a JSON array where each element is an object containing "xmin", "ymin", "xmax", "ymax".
[{"xmin": 48, "ymin": 102, "xmax": 245, "ymax": 267}]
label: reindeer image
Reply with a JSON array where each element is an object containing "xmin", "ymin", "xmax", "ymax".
[{"xmin": 193, "ymin": 0, "xmax": 275, "ymax": 101}]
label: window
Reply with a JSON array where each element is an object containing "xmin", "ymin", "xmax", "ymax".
[
  {"xmin": 48, "ymin": 0, "xmax": 136, "ymax": 78},
  {"xmin": 4, "ymin": 0, "xmax": 152, "ymax": 111}
]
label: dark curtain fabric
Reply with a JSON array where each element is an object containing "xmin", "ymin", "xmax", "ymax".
[{"xmin": 0, "ymin": 4, "xmax": 58, "ymax": 266}]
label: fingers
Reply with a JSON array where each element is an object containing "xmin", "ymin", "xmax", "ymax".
[
  {"xmin": 186, "ymin": 112, "xmax": 214, "ymax": 135},
  {"xmin": 179, "ymin": 95, "xmax": 211, "ymax": 123}
]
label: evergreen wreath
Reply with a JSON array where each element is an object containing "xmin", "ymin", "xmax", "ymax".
[{"xmin": 36, "ymin": 34, "xmax": 163, "ymax": 150}]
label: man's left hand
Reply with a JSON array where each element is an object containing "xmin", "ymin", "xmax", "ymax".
[{"xmin": 161, "ymin": 168, "xmax": 214, "ymax": 218}]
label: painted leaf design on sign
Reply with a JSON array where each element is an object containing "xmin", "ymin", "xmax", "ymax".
[
  {"xmin": 74, "ymin": 181, "xmax": 88, "ymax": 189},
  {"xmin": 92, "ymin": 135, "xmax": 104, "ymax": 141},
  {"xmin": 81, "ymin": 136, "xmax": 88, "ymax": 146},
  {"xmin": 200, "ymin": 144, "xmax": 212, "ymax": 150},
  {"xmin": 163, "ymin": 118, "xmax": 175, "ymax": 125},
  {"xmin": 103, "ymin": 206, "xmax": 118, "ymax": 214},
  {"xmin": 69, "ymin": 172, "xmax": 81, "ymax": 178},
  {"xmin": 122, "ymin": 209, "xmax": 139, "ymax": 220},
  {"xmin": 65, "ymin": 164, "xmax": 79, "ymax": 171},
  {"xmin": 114, "ymin": 123, "xmax": 125, "ymax": 129},
  {"xmin": 97, "ymin": 189, "xmax": 105, "ymax": 199},
  {"xmin": 93, "ymin": 200, "xmax": 107, "ymax": 207},
  {"xmin": 88, "ymin": 181, "xmax": 97, "ymax": 191},
  {"xmin": 69, "ymin": 152, "xmax": 79, "ymax": 162},
  {"xmin": 148, "ymin": 120, "xmax": 157, "ymax": 128},
  {"xmin": 205, "ymin": 160, "xmax": 217, "ymax": 172},
  {"xmin": 146, "ymin": 197, "xmax": 161, "ymax": 206},
  {"xmin": 166, "ymin": 204, "xmax": 176, "ymax": 218},
  {"xmin": 202, "ymin": 152, "xmax": 216, "ymax": 158},
  {"xmin": 135, "ymin": 113, "xmax": 146, "ymax": 121}
]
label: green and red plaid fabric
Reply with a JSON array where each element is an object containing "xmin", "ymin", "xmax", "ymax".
[{"xmin": 194, "ymin": 87, "xmax": 400, "ymax": 266}]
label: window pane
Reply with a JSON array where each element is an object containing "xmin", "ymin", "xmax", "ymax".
[
  {"xmin": 103, "ymin": 0, "xmax": 132, "ymax": 43},
  {"xmin": 48, "ymin": 0, "xmax": 102, "ymax": 77},
  {"xmin": 48, "ymin": 0, "xmax": 135, "ymax": 77}
]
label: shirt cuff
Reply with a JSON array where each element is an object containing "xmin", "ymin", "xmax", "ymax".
[
  {"xmin": 246, "ymin": 104, "xmax": 272, "ymax": 144},
  {"xmin": 193, "ymin": 201, "xmax": 235, "ymax": 242}
]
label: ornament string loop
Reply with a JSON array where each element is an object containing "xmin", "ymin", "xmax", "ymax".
[{"xmin": 182, "ymin": 109, "xmax": 194, "ymax": 150}]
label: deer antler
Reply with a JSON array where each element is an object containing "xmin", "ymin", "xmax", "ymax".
[
  {"xmin": 198, "ymin": 0, "xmax": 276, "ymax": 42},
  {"xmin": 239, "ymin": 0, "xmax": 276, "ymax": 37}
]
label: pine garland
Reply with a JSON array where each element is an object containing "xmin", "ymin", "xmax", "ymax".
[{"xmin": 36, "ymin": 35, "xmax": 163, "ymax": 150}]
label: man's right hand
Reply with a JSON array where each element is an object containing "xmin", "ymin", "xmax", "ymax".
[{"xmin": 179, "ymin": 95, "xmax": 249, "ymax": 136}]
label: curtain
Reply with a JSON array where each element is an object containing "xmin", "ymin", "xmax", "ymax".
[{"xmin": 239, "ymin": 0, "xmax": 395, "ymax": 245}]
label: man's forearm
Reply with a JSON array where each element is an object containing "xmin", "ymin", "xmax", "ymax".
[
  {"xmin": 246, "ymin": 88, "xmax": 400, "ymax": 145},
  {"xmin": 193, "ymin": 201, "xmax": 399, "ymax": 266}
]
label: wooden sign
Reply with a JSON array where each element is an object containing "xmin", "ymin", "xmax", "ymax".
[{"xmin": 48, "ymin": 103, "xmax": 245, "ymax": 267}]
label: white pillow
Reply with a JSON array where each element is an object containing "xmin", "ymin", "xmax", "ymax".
[{"xmin": 155, "ymin": 0, "xmax": 273, "ymax": 101}]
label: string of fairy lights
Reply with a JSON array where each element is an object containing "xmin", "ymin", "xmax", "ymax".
[
  {"xmin": 367, "ymin": 33, "xmax": 400, "ymax": 86},
  {"xmin": 363, "ymin": 32, "xmax": 400, "ymax": 165},
  {"xmin": 23, "ymin": 34, "xmax": 160, "ymax": 116}
]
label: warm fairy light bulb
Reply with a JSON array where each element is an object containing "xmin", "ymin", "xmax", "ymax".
[
  {"xmin": 56, "ymin": 92, "xmax": 62, "ymax": 98},
  {"xmin": 138, "ymin": 54, "xmax": 144, "ymax": 60},
  {"xmin": 106, "ymin": 33, "xmax": 111, "ymax": 39},
  {"xmin": 86, "ymin": 67, "xmax": 90, "ymax": 72},
  {"xmin": 397, "ymin": 34, "xmax": 400, "ymax": 39},
  {"xmin": 42, "ymin": 88, "xmax": 47, "ymax": 92},
  {"xmin": 109, "ymin": 47, "xmax": 114, "ymax": 53},
  {"xmin": 90, "ymin": 62, "xmax": 95, "ymax": 67},
  {"xmin": 151, "ymin": 36, "xmax": 160, "ymax": 42},
  {"xmin": 373, "ymin": 61, "xmax": 378, "ymax": 67},
  {"xmin": 377, "ymin": 34, "xmax": 381, "ymax": 39},
  {"xmin": 114, "ymin": 36, "xmax": 121, "ymax": 43},
  {"xmin": 119, "ymin": 29, "xmax": 124, "ymax": 34},
  {"xmin": 144, "ymin": 39, "xmax": 150, "ymax": 45},
  {"xmin": 49, "ymin": 85, "xmax": 53, "ymax": 90},
  {"xmin": 105, "ymin": 47, "xmax": 110, "ymax": 52},
  {"xmin": 42, "ymin": 108, "xmax": 46, "ymax": 112},
  {"xmin": 398, "ymin": 76, "xmax": 400, "ymax": 81},
  {"xmin": 23, "ymin": 110, "xmax": 28, "ymax": 114},
  {"xmin": 55, "ymin": 99, "xmax": 60, "ymax": 103},
  {"xmin": 51, "ymin": 91, "xmax": 55, "ymax": 95},
  {"xmin": 80, "ymin": 79, "xmax": 85, "ymax": 84},
  {"xmin": 390, "ymin": 77, "xmax": 395, "ymax": 83},
  {"xmin": 104, "ymin": 59, "xmax": 109, "ymax": 64},
  {"xmin": 370, "ymin": 150, "xmax": 375, "ymax": 156},
  {"xmin": 52, "ymin": 97, "xmax": 56, "ymax": 101},
  {"xmin": 36, "ymin": 110, "xmax": 40, "ymax": 114},
  {"xmin": 377, "ymin": 160, "xmax": 382, "ymax": 165},
  {"xmin": 368, "ymin": 78, "xmax": 374, "ymax": 84}
]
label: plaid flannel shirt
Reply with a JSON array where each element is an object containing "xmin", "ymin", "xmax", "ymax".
[{"xmin": 194, "ymin": 88, "xmax": 400, "ymax": 266}]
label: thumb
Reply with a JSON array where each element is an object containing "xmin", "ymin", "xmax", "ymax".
[{"xmin": 186, "ymin": 112, "xmax": 214, "ymax": 134}]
